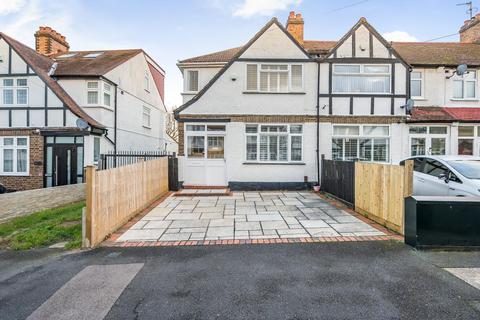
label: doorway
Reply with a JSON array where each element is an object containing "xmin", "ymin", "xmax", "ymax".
[{"xmin": 44, "ymin": 136, "xmax": 85, "ymax": 187}]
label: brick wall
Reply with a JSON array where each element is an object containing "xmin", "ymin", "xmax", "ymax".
[
  {"xmin": 460, "ymin": 15, "xmax": 480, "ymax": 44},
  {"xmin": 0, "ymin": 129, "xmax": 44, "ymax": 191}
]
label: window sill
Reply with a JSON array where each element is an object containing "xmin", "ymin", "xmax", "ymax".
[
  {"xmin": 412, "ymin": 97, "xmax": 427, "ymax": 101},
  {"xmin": 243, "ymin": 91, "xmax": 306, "ymax": 95},
  {"xmin": 83, "ymin": 105, "xmax": 114, "ymax": 111},
  {"xmin": 0, "ymin": 172, "xmax": 29, "ymax": 177},
  {"xmin": 181, "ymin": 91, "xmax": 198, "ymax": 95},
  {"xmin": 143, "ymin": 125, "xmax": 152, "ymax": 129},
  {"xmin": 450, "ymin": 98, "xmax": 479, "ymax": 101},
  {"xmin": 243, "ymin": 162, "xmax": 305, "ymax": 165}
]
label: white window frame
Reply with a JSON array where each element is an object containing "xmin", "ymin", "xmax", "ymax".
[
  {"xmin": 144, "ymin": 70, "xmax": 150, "ymax": 92},
  {"xmin": 86, "ymin": 81, "xmax": 100, "ymax": 106},
  {"xmin": 451, "ymin": 70, "xmax": 477, "ymax": 100},
  {"xmin": 410, "ymin": 70, "xmax": 424, "ymax": 99},
  {"xmin": 142, "ymin": 106, "xmax": 151, "ymax": 128},
  {"xmin": 332, "ymin": 64, "xmax": 391, "ymax": 94},
  {"xmin": 185, "ymin": 70, "xmax": 199, "ymax": 93},
  {"xmin": 244, "ymin": 124, "xmax": 304, "ymax": 163},
  {"xmin": 1, "ymin": 78, "xmax": 28, "ymax": 106},
  {"xmin": 0, "ymin": 136, "xmax": 29, "ymax": 176},
  {"xmin": 103, "ymin": 82, "xmax": 112, "ymax": 108},
  {"xmin": 184, "ymin": 123, "xmax": 226, "ymax": 159},
  {"xmin": 457, "ymin": 125, "xmax": 480, "ymax": 156},
  {"xmin": 86, "ymin": 80, "xmax": 114, "ymax": 108},
  {"xmin": 331, "ymin": 124, "xmax": 390, "ymax": 162},
  {"xmin": 408, "ymin": 125, "xmax": 449, "ymax": 156},
  {"xmin": 244, "ymin": 63, "xmax": 304, "ymax": 93}
]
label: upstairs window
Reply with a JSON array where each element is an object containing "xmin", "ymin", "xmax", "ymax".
[
  {"xmin": 2, "ymin": 78, "xmax": 28, "ymax": 105},
  {"xmin": 186, "ymin": 70, "xmax": 199, "ymax": 92},
  {"xmin": 142, "ymin": 106, "xmax": 151, "ymax": 128},
  {"xmin": 245, "ymin": 64, "xmax": 303, "ymax": 93},
  {"xmin": 103, "ymin": 83, "xmax": 111, "ymax": 107},
  {"xmin": 86, "ymin": 81, "xmax": 99, "ymax": 105},
  {"xmin": 410, "ymin": 71, "xmax": 423, "ymax": 98},
  {"xmin": 452, "ymin": 70, "xmax": 476, "ymax": 99},
  {"xmin": 87, "ymin": 81, "xmax": 113, "ymax": 107},
  {"xmin": 144, "ymin": 70, "xmax": 150, "ymax": 92},
  {"xmin": 332, "ymin": 64, "xmax": 391, "ymax": 94}
]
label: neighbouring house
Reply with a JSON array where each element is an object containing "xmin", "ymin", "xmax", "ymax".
[
  {"xmin": 174, "ymin": 11, "xmax": 480, "ymax": 189},
  {"xmin": 0, "ymin": 27, "xmax": 172, "ymax": 191}
]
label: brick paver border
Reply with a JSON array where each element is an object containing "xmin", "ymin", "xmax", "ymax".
[
  {"xmin": 103, "ymin": 190, "xmax": 403, "ymax": 248},
  {"xmin": 110, "ymin": 235, "xmax": 399, "ymax": 248}
]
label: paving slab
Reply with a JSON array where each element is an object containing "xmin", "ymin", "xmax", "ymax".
[{"xmin": 116, "ymin": 191, "xmax": 385, "ymax": 243}]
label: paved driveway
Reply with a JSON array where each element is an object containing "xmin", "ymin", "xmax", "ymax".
[{"xmin": 117, "ymin": 191, "xmax": 384, "ymax": 243}]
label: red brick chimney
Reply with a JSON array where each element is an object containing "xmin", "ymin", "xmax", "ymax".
[
  {"xmin": 459, "ymin": 13, "xmax": 480, "ymax": 43},
  {"xmin": 34, "ymin": 26, "xmax": 70, "ymax": 56},
  {"xmin": 286, "ymin": 11, "xmax": 304, "ymax": 45}
]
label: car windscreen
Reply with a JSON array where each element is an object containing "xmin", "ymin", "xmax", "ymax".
[{"xmin": 447, "ymin": 160, "xmax": 480, "ymax": 179}]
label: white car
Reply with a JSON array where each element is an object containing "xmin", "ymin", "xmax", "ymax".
[{"xmin": 400, "ymin": 155, "xmax": 480, "ymax": 197}]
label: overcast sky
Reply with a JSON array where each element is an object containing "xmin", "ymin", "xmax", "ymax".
[{"xmin": 0, "ymin": 0, "xmax": 475, "ymax": 110}]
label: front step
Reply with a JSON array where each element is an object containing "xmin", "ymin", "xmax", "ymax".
[{"xmin": 173, "ymin": 188, "xmax": 231, "ymax": 197}]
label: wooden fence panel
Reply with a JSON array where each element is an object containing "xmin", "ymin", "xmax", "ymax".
[
  {"xmin": 354, "ymin": 161, "xmax": 413, "ymax": 234},
  {"xmin": 85, "ymin": 158, "xmax": 168, "ymax": 247}
]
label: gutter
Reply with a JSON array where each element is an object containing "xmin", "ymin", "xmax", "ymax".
[{"xmin": 316, "ymin": 59, "xmax": 321, "ymax": 186}]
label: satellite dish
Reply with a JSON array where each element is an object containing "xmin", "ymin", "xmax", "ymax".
[
  {"xmin": 401, "ymin": 99, "xmax": 414, "ymax": 114},
  {"xmin": 76, "ymin": 118, "xmax": 89, "ymax": 130},
  {"xmin": 405, "ymin": 99, "xmax": 414, "ymax": 111},
  {"xmin": 456, "ymin": 64, "xmax": 468, "ymax": 76}
]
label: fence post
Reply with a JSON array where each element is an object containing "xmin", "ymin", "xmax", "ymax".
[
  {"xmin": 403, "ymin": 160, "xmax": 414, "ymax": 197},
  {"xmin": 84, "ymin": 165, "xmax": 95, "ymax": 248}
]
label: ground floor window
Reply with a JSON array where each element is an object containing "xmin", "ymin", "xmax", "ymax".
[
  {"xmin": 332, "ymin": 125, "xmax": 389, "ymax": 162},
  {"xmin": 185, "ymin": 124, "xmax": 225, "ymax": 159},
  {"xmin": 245, "ymin": 124, "xmax": 303, "ymax": 162},
  {"xmin": 458, "ymin": 125, "xmax": 479, "ymax": 155},
  {"xmin": 0, "ymin": 136, "xmax": 29, "ymax": 175},
  {"xmin": 409, "ymin": 125, "xmax": 448, "ymax": 156}
]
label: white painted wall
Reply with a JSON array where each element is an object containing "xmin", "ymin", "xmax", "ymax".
[{"xmin": 412, "ymin": 67, "xmax": 480, "ymax": 108}]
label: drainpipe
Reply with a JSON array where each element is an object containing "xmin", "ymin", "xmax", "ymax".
[
  {"xmin": 113, "ymin": 82, "xmax": 118, "ymax": 167},
  {"xmin": 316, "ymin": 59, "xmax": 321, "ymax": 186}
]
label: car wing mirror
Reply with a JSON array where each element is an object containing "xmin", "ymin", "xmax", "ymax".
[{"xmin": 438, "ymin": 173, "xmax": 449, "ymax": 183}]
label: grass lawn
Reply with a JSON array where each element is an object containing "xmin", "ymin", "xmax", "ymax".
[{"xmin": 0, "ymin": 202, "xmax": 85, "ymax": 250}]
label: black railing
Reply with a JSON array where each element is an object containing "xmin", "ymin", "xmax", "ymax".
[
  {"xmin": 98, "ymin": 150, "xmax": 178, "ymax": 191},
  {"xmin": 99, "ymin": 150, "xmax": 170, "ymax": 170},
  {"xmin": 320, "ymin": 156, "xmax": 355, "ymax": 206}
]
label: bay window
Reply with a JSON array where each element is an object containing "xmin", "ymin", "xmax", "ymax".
[
  {"xmin": 0, "ymin": 137, "xmax": 29, "ymax": 175},
  {"xmin": 2, "ymin": 78, "xmax": 28, "ymax": 105},
  {"xmin": 86, "ymin": 81, "xmax": 112, "ymax": 107},
  {"xmin": 185, "ymin": 124, "xmax": 225, "ymax": 159},
  {"xmin": 245, "ymin": 124, "xmax": 303, "ymax": 163},
  {"xmin": 245, "ymin": 64, "xmax": 303, "ymax": 93},
  {"xmin": 452, "ymin": 70, "xmax": 477, "ymax": 99},
  {"xmin": 332, "ymin": 64, "xmax": 391, "ymax": 93},
  {"xmin": 332, "ymin": 125, "xmax": 390, "ymax": 162}
]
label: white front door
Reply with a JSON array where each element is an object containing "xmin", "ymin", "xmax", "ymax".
[{"xmin": 183, "ymin": 123, "xmax": 227, "ymax": 186}]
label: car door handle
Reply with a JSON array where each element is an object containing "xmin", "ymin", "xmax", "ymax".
[
  {"xmin": 449, "ymin": 187, "xmax": 456, "ymax": 190},
  {"xmin": 417, "ymin": 178, "xmax": 425, "ymax": 183}
]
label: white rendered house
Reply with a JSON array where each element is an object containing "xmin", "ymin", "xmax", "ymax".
[
  {"xmin": 175, "ymin": 12, "xmax": 480, "ymax": 189},
  {"xmin": 0, "ymin": 27, "xmax": 171, "ymax": 191}
]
